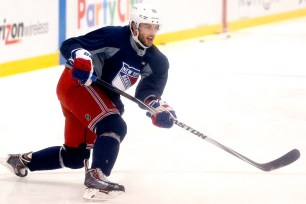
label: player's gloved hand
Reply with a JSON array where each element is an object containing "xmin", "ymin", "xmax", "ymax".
[
  {"xmin": 71, "ymin": 48, "xmax": 93, "ymax": 86},
  {"xmin": 145, "ymin": 96, "xmax": 176, "ymax": 128}
]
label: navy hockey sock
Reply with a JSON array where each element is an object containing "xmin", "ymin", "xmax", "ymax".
[
  {"xmin": 91, "ymin": 135, "xmax": 120, "ymax": 176},
  {"xmin": 28, "ymin": 146, "xmax": 62, "ymax": 171}
]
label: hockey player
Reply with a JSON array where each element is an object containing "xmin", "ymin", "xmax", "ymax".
[{"xmin": 1, "ymin": 3, "xmax": 176, "ymax": 200}]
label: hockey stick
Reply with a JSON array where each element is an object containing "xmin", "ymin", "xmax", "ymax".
[{"xmin": 92, "ymin": 76, "xmax": 300, "ymax": 171}]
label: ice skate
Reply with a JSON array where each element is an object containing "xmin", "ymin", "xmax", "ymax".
[
  {"xmin": 0, "ymin": 152, "xmax": 32, "ymax": 177},
  {"xmin": 83, "ymin": 159, "xmax": 125, "ymax": 200}
]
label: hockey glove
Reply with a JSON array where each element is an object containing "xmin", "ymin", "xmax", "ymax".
[
  {"xmin": 71, "ymin": 48, "xmax": 93, "ymax": 86},
  {"xmin": 145, "ymin": 96, "xmax": 177, "ymax": 128}
]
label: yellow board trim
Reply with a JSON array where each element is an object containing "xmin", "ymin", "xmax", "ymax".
[
  {"xmin": 0, "ymin": 53, "xmax": 59, "ymax": 78},
  {"xmin": 155, "ymin": 8, "xmax": 306, "ymax": 45},
  {"xmin": 228, "ymin": 8, "xmax": 306, "ymax": 31},
  {"xmin": 154, "ymin": 24, "xmax": 222, "ymax": 45}
]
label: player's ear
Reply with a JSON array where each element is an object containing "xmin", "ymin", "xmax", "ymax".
[{"xmin": 130, "ymin": 21, "xmax": 137, "ymax": 34}]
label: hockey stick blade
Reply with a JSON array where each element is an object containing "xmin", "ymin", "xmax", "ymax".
[
  {"xmin": 205, "ymin": 136, "xmax": 300, "ymax": 171},
  {"xmin": 255, "ymin": 149, "xmax": 300, "ymax": 171},
  {"xmin": 92, "ymin": 77, "xmax": 301, "ymax": 171},
  {"xmin": 175, "ymin": 120, "xmax": 300, "ymax": 171}
]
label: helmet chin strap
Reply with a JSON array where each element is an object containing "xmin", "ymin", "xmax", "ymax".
[{"xmin": 130, "ymin": 26, "xmax": 149, "ymax": 49}]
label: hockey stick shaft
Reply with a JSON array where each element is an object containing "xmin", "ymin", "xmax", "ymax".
[{"xmin": 92, "ymin": 76, "xmax": 300, "ymax": 171}]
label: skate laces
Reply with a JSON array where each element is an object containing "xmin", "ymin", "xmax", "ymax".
[
  {"xmin": 92, "ymin": 168, "xmax": 109, "ymax": 182},
  {"xmin": 20, "ymin": 152, "xmax": 32, "ymax": 164}
]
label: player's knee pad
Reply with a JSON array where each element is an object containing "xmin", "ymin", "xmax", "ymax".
[
  {"xmin": 95, "ymin": 114, "xmax": 127, "ymax": 142},
  {"xmin": 60, "ymin": 145, "xmax": 90, "ymax": 169}
]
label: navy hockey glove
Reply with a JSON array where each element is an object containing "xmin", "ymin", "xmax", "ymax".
[
  {"xmin": 145, "ymin": 96, "xmax": 176, "ymax": 128},
  {"xmin": 71, "ymin": 48, "xmax": 93, "ymax": 86}
]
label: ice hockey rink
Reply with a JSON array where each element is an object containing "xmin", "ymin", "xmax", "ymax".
[{"xmin": 0, "ymin": 17, "xmax": 306, "ymax": 204}]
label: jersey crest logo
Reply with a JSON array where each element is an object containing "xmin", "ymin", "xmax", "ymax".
[{"xmin": 112, "ymin": 62, "xmax": 140, "ymax": 91}]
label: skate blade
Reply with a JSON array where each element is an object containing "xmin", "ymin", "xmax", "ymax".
[
  {"xmin": 0, "ymin": 157, "xmax": 14, "ymax": 174},
  {"xmin": 83, "ymin": 188, "xmax": 124, "ymax": 201}
]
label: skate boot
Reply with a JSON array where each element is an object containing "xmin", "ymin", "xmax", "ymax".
[
  {"xmin": 83, "ymin": 159, "xmax": 125, "ymax": 200},
  {"xmin": 0, "ymin": 152, "xmax": 32, "ymax": 177}
]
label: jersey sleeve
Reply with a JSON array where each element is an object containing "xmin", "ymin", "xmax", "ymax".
[
  {"xmin": 60, "ymin": 38, "xmax": 82, "ymax": 60},
  {"xmin": 60, "ymin": 27, "xmax": 113, "ymax": 60},
  {"xmin": 135, "ymin": 47, "xmax": 169, "ymax": 102}
]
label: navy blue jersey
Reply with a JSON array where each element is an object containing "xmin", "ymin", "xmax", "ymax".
[{"xmin": 60, "ymin": 25, "xmax": 169, "ymax": 112}]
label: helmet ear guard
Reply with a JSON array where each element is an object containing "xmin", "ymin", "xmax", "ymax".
[
  {"xmin": 129, "ymin": 3, "xmax": 161, "ymax": 49},
  {"xmin": 129, "ymin": 21, "xmax": 146, "ymax": 49}
]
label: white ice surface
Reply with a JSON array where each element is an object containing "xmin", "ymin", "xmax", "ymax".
[{"xmin": 0, "ymin": 17, "xmax": 306, "ymax": 204}]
